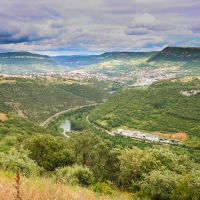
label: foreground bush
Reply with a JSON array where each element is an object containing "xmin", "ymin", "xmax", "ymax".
[
  {"xmin": 0, "ymin": 147, "xmax": 40, "ymax": 177},
  {"xmin": 54, "ymin": 165, "xmax": 94, "ymax": 186},
  {"xmin": 138, "ymin": 170, "xmax": 182, "ymax": 199},
  {"xmin": 91, "ymin": 182, "xmax": 113, "ymax": 196}
]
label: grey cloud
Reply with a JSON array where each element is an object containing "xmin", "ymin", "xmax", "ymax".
[{"xmin": 0, "ymin": 0, "xmax": 199, "ymax": 53}]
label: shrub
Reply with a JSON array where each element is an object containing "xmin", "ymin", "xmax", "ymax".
[
  {"xmin": 91, "ymin": 182, "xmax": 113, "ymax": 196},
  {"xmin": 0, "ymin": 147, "xmax": 40, "ymax": 177},
  {"xmin": 54, "ymin": 165, "xmax": 94, "ymax": 186},
  {"xmin": 138, "ymin": 170, "xmax": 182, "ymax": 200}
]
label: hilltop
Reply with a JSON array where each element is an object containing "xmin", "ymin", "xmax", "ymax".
[
  {"xmin": 0, "ymin": 51, "xmax": 54, "ymax": 65},
  {"xmin": 0, "ymin": 51, "xmax": 67, "ymax": 74},
  {"xmin": 148, "ymin": 47, "xmax": 200, "ymax": 62},
  {"xmin": 52, "ymin": 51, "xmax": 156, "ymax": 68}
]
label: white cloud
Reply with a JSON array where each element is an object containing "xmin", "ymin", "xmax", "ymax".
[{"xmin": 134, "ymin": 13, "xmax": 156, "ymax": 25}]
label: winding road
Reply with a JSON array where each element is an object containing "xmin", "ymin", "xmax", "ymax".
[{"xmin": 41, "ymin": 104, "xmax": 98, "ymax": 127}]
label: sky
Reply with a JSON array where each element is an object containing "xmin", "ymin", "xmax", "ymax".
[{"xmin": 0, "ymin": 0, "xmax": 199, "ymax": 55}]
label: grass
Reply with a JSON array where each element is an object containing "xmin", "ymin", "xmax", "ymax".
[
  {"xmin": 0, "ymin": 112, "xmax": 8, "ymax": 121},
  {"xmin": 0, "ymin": 171, "xmax": 132, "ymax": 200}
]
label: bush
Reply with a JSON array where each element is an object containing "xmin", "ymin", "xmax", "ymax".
[
  {"xmin": 91, "ymin": 182, "xmax": 113, "ymax": 196},
  {"xmin": 138, "ymin": 170, "xmax": 182, "ymax": 200},
  {"xmin": 54, "ymin": 165, "xmax": 94, "ymax": 186},
  {"xmin": 170, "ymin": 174, "xmax": 200, "ymax": 200},
  {"xmin": 0, "ymin": 147, "xmax": 40, "ymax": 177}
]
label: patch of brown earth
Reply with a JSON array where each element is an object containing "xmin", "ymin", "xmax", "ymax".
[
  {"xmin": 0, "ymin": 112, "xmax": 8, "ymax": 121},
  {"xmin": 154, "ymin": 132, "xmax": 188, "ymax": 141}
]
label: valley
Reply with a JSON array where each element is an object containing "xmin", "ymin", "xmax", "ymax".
[{"xmin": 0, "ymin": 46, "xmax": 200, "ymax": 199}]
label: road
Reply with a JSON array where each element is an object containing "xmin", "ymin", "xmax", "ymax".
[
  {"xmin": 41, "ymin": 104, "xmax": 98, "ymax": 127},
  {"xmin": 86, "ymin": 114, "xmax": 113, "ymax": 135}
]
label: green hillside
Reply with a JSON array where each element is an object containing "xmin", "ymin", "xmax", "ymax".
[
  {"xmin": 89, "ymin": 77, "xmax": 200, "ymax": 147},
  {"xmin": 0, "ymin": 114, "xmax": 200, "ymax": 199},
  {"xmin": 0, "ymin": 77, "xmax": 108, "ymax": 122}
]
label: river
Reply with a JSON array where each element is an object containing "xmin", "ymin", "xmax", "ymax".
[{"xmin": 60, "ymin": 120, "xmax": 71, "ymax": 136}]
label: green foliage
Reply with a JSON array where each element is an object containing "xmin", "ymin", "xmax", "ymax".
[
  {"xmin": 90, "ymin": 78, "xmax": 200, "ymax": 146},
  {"xmin": 0, "ymin": 115, "xmax": 51, "ymax": 136},
  {"xmin": 0, "ymin": 77, "xmax": 108, "ymax": 122},
  {"xmin": 23, "ymin": 134, "xmax": 74, "ymax": 171},
  {"xmin": 54, "ymin": 165, "xmax": 94, "ymax": 186},
  {"xmin": 0, "ymin": 147, "xmax": 40, "ymax": 177},
  {"xmin": 91, "ymin": 182, "xmax": 113, "ymax": 196},
  {"xmin": 69, "ymin": 131, "xmax": 119, "ymax": 181},
  {"xmin": 119, "ymin": 147, "xmax": 158, "ymax": 190},
  {"xmin": 138, "ymin": 170, "xmax": 182, "ymax": 200},
  {"xmin": 170, "ymin": 174, "xmax": 200, "ymax": 200},
  {"xmin": 118, "ymin": 146, "xmax": 200, "ymax": 196},
  {"xmin": 0, "ymin": 114, "xmax": 200, "ymax": 199}
]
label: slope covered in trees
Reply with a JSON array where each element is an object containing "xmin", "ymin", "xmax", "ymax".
[
  {"xmin": 90, "ymin": 77, "xmax": 200, "ymax": 147},
  {"xmin": 0, "ymin": 77, "xmax": 108, "ymax": 122}
]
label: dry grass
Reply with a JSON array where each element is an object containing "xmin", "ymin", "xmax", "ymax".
[
  {"xmin": 0, "ymin": 112, "xmax": 8, "ymax": 122},
  {"xmin": 0, "ymin": 171, "xmax": 132, "ymax": 200}
]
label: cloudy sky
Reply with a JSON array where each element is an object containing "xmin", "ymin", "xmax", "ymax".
[{"xmin": 0, "ymin": 0, "xmax": 199, "ymax": 55}]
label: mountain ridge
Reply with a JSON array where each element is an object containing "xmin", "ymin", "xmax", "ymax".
[{"xmin": 148, "ymin": 46, "xmax": 200, "ymax": 62}]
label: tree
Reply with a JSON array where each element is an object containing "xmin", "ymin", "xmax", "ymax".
[
  {"xmin": 0, "ymin": 147, "xmax": 40, "ymax": 176},
  {"xmin": 118, "ymin": 147, "xmax": 157, "ymax": 191},
  {"xmin": 23, "ymin": 134, "xmax": 74, "ymax": 171},
  {"xmin": 69, "ymin": 131, "xmax": 117, "ymax": 181},
  {"xmin": 138, "ymin": 170, "xmax": 182, "ymax": 200}
]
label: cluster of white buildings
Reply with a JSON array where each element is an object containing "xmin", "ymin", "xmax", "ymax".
[
  {"xmin": 113, "ymin": 129, "xmax": 179, "ymax": 144},
  {"xmin": 129, "ymin": 69, "xmax": 178, "ymax": 86},
  {"xmin": 180, "ymin": 90, "xmax": 200, "ymax": 96}
]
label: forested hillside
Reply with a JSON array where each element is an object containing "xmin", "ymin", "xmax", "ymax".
[
  {"xmin": 0, "ymin": 113, "xmax": 200, "ymax": 199},
  {"xmin": 90, "ymin": 77, "xmax": 200, "ymax": 147},
  {"xmin": 0, "ymin": 77, "xmax": 108, "ymax": 122}
]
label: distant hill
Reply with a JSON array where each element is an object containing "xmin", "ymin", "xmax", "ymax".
[
  {"xmin": 53, "ymin": 52, "xmax": 156, "ymax": 68},
  {"xmin": 0, "ymin": 47, "xmax": 199, "ymax": 78},
  {"xmin": 148, "ymin": 47, "xmax": 200, "ymax": 62},
  {"xmin": 100, "ymin": 51, "xmax": 156, "ymax": 60},
  {"xmin": 52, "ymin": 55, "xmax": 100, "ymax": 68},
  {"xmin": 0, "ymin": 51, "xmax": 54, "ymax": 65},
  {"xmin": 0, "ymin": 51, "xmax": 71, "ymax": 74}
]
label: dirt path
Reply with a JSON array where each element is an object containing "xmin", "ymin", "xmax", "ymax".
[{"xmin": 41, "ymin": 104, "xmax": 98, "ymax": 127}]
